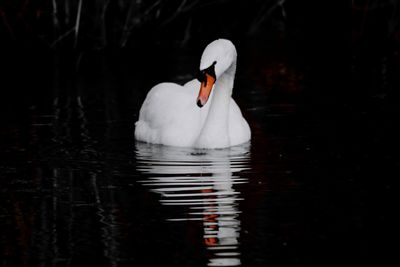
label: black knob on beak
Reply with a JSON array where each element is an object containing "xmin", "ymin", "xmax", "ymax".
[{"xmin": 197, "ymin": 99, "xmax": 203, "ymax": 108}]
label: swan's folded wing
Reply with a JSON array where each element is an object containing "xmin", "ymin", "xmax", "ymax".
[
  {"xmin": 135, "ymin": 82, "xmax": 202, "ymax": 146},
  {"xmin": 229, "ymin": 99, "xmax": 251, "ymax": 146}
]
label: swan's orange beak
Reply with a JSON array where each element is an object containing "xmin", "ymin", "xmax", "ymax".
[{"xmin": 197, "ymin": 73, "xmax": 216, "ymax": 108}]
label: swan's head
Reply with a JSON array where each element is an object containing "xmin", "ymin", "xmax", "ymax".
[{"xmin": 196, "ymin": 39, "xmax": 237, "ymax": 108}]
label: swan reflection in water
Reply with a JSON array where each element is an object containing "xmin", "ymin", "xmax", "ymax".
[{"xmin": 135, "ymin": 142, "xmax": 251, "ymax": 266}]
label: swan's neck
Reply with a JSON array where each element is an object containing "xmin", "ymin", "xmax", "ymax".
[{"xmin": 196, "ymin": 62, "xmax": 236, "ymax": 148}]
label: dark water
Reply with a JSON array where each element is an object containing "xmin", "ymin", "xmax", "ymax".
[{"xmin": 0, "ymin": 38, "xmax": 397, "ymax": 267}]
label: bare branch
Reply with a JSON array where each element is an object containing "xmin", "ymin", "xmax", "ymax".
[
  {"xmin": 51, "ymin": 27, "xmax": 75, "ymax": 48},
  {"xmin": 161, "ymin": 0, "xmax": 188, "ymax": 26},
  {"xmin": 74, "ymin": 0, "xmax": 83, "ymax": 48},
  {"xmin": 120, "ymin": 1, "xmax": 136, "ymax": 47},
  {"xmin": 101, "ymin": 0, "xmax": 111, "ymax": 20},
  {"xmin": 248, "ymin": 0, "xmax": 286, "ymax": 35},
  {"xmin": 143, "ymin": 0, "xmax": 162, "ymax": 17},
  {"xmin": 51, "ymin": 0, "xmax": 60, "ymax": 32}
]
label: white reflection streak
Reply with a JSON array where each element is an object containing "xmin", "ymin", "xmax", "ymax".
[{"xmin": 135, "ymin": 142, "xmax": 250, "ymax": 267}]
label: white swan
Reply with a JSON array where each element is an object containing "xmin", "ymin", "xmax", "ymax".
[{"xmin": 134, "ymin": 39, "xmax": 251, "ymax": 148}]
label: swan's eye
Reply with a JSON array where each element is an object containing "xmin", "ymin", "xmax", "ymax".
[
  {"xmin": 207, "ymin": 62, "xmax": 216, "ymax": 80},
  {"xmin": 196, "ymin": 70, "xmax": 206, "ymax": 83},
  {"xmin": 196, "ymin": 61, "xmax": 217, "ymax": 83}
]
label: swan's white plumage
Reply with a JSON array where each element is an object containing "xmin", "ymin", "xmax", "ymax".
[{"xmin": 134, "ymin": 39, "xmax": 251, "ymax": 148}]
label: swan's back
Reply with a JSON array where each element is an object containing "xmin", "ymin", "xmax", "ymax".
[{"xmin": 135, "ymin": 82, "xmax": 204, "ymax": 146}]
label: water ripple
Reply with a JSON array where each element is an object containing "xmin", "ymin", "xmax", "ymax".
[{"xmin": 135, "ymin": 142, "xmax": 250, "ymax": 266}]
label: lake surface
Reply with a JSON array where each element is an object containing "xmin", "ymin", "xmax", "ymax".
[{"xmin": 0, "ymin": 39, "xmax": 396, "ymax": 266}]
